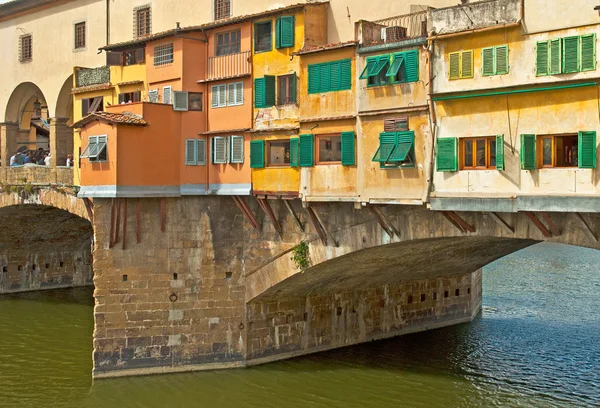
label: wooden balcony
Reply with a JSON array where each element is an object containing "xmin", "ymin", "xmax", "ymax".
[{"xmin": 207, "ymin": 51, "xmax": 251, "ymax": 81}]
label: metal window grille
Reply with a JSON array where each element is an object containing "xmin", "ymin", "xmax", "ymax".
[
  {"xmin": 216, "ymin": 30, "xmax": 241, "ymax": 56},
  {"xmin": 154, "ymin": 43, "xmax": 174, "ymax": 66},
  {"xmin": 277, "ymin": 75, "xmax": 294, "ymax": 105},
  {"xmin": 134, "ymin": 6, "xmax": 151, "ymax": 38},
  {"xmin": 19, "ymin": 34, "xmax": 32, "ymax": 62},
  {"xmin": 75, "ymin": 22, "xmax": 86, "ymax": 49},
  {"xmin": 214, "ymin": 0, "xmax": 231, "ymax": 21}
]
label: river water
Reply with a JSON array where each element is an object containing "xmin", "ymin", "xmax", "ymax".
[{"xmin": 0, "ymin": 242, "xmax": 599, "ymax": 408}]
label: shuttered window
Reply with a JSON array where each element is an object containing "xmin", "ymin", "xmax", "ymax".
[
  {"xmin": 578, "ymin": 131, "xmax": 597, "ymax": 169},
  {"xmin": 148, "ymin": 90, "xmax": 158, "ymax": 103},
  {"xmin": 496, "ymin": 134, "xmax": 505, "ymax": 171},
  {"xmin": 436, "ymin": 137, "xmax": 458, "ymax": 172},
  {"xmin": 173, "ymin": 91, "xmax": 188, "ymax": 111},
  {"xmin": 212, "ymin": 137, "xmax": 227, "ymax": 164},
  {"xmin": 520, "ymin": 134, "xmax": 536, "ymax": 170},
  {"xmin": 162, "ymin": 86, "xmax": 172, "ymax": 105},
  {"xmin": 290, "ymin": 138, "xmax": 299, "ymax": 167},
  {"xmin": 211, "ymin": 84, "xmax": 227, "ymax": 108},
  {"xmin": 229, "ymin": 135, "xmax": 244, "ymax": 164},
  {"xmin": 537, "ymin": 33, "xmax": 596, "ymax": 76},
  {"xmin": 250, "ymin": 140, "xmax": 265, "ymax": 168},
  {"xmin": 371, "ymin": 50, "xmax": 420, "ymax": 84},
  {"xmin": 227, "ymin": 82, "xmax": 244, "ymax": 106},
  {"xmin": 276, "ymin": 16, "xmax": 295, "ymax": 49},
  {"xmin": 384, "ymin": 116, "xmax": 408, "ymax": 132},
  {"xmin": 299, "ymin": 134, "xmax": 314, "ymax": 167},
  {"xmin": 277, "ymin": 74, "xmax": 297, "ymax": 105},
  {"xmin": 341, "ymin": 131, "xmax": 356, "ymax": 166},
  {"xmin": 185, "ymin": 139, "xmax": 206, "ymax": 165},
  {"xmin": 563, "ymin": 36, "xmax": 580, "ymax": 73},
  {"xmin": 448, "ymin": 50, "xmax": 473, "ymax": 80},
  {"xmin": 254, "ymin": 76, "xmax": 275, "ymax": 108},
  {"xmin": 308, "ymin": 60, "xmax": 352, "ymax": 93},
  {"xmin": 373, "ymin": 131, "xmax": 415, "ymax": 168},
  {"xmin": 482, "ymin": 45, "xmax": 509, "ymax": 76},
  {"xmin": 81, "ymin": 135, "xmax": 108, "ymax": 162}
]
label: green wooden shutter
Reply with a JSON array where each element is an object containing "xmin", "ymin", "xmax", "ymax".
[
  {"xmin": 319, "ymin": 64, "xmax": 330, "ymax": 93},
  {"xmin": 341, "ymin": 131, "xmax": 355, "ymax": 166},
  {"xmin": 496, "ymin": 134, "xmax": 504, "ymax": 171},
  {"xmin": 563, "ymin": 36, "xmax": 580, "ymax": 73},
  {"xmin": 330, "ymin": 61, "xmax": 341, "ymax": 91},
  {"xmin": 290, "ymin": 137, "xmax": 299, "ymax": 167},
  {"xmin": 289, "ymin": 73, "xmax": 297, "ymax": 103},
  {"xmin": 449, "ymin": 52, "xmax": 460, "ymax": 79},
  {"xmin": 340, "ymin": 59, "xmax": 352, "ymax": 90},
  {"xmin": 308, "ymin": 64, "xmax": 320, "ymax": 94},
  {"xmin": 275, "ymin": 17, "xmax": 281, "ymax": 49},
  {"xmin": 495, "ymin": 45, "xmax": 509, "ymax": 75},
  {"xmin": 549, "ymin": 39, "xmax": 562, "ymax": 75},
  {"xmin": 386, "ymin": 54, "xmax": 404, "ymax": 78},
  {"xmin": 461, "ymin": 50, "xmax": 473, "ymax": 78},
  {"xmin": 264, "ymin": 75, "xmax": 275, "ymax": 107},
  {"xmin": 276, "ymin": 16, "xmax": 294, "ymax": 49},
  {"xmin": 581, "ymin": 33, "xmax": 596, "ymax": 72},
  {"xmin": 520, "ymin": 134, "xmax": 536, "ymax": 170},
  {"xmin": 250, "ymin": 140, "xmax": 265, "ymax": 168},
  {"xmin": 299, "ymin": 134, "xmax": 314, "ymax": 167},
  {"xmin": 482, "ymin": 47, "xmax": 495, "ymax": 76},
  {"xmin": 578, "ymin": 131, "xmax": 596, "ymax": 168},
  {"xmin": 536, "ymin": 41, "xmax": 549, "ymax": 76},
  {"xmin": 404, "ymin": 50, "xmax": 419, "ymax": 82},
  {"xmin": 254, "ymin": 78, "xmax": 266, "ymax": 108},
  {"xmin": 360, "ymin": 59, "xmax": 376, "ymax": 79},
  {"xmin": 436, "ymin": 138, "xmax": 458, "ymax": 172}
]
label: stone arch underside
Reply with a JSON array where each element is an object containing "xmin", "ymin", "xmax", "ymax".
[
  {"xmin": 0, "ymin": 190, "xmax": 89, "ymax": 221},
  {"xmin": 4, "ymin": 82, "xmax": 47, "ymax": 126},
  {"xmin": 55, "ymin": 75, "xmax": 74, "ymax": 124}
]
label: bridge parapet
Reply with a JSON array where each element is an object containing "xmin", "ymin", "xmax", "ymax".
[{"xmin": 1, "ymin": 165, "xmax": 74, "ymax": 187}]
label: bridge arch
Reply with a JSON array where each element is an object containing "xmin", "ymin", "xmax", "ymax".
[
  {"xmin": 4, "ymin": 81, "xmax": 48, "ymax": 129},
  {"xmin": 0, "ymin": 189, "xmax": 89, "ymax": 221}
]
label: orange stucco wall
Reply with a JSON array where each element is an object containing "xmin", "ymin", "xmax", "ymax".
[
  {"xmin": 79, "ymin": 121, "xmax": 117, "ymax": 188},
  {"xmin": 207, "ymin": 22, "xmax": 252, "ymax": 58},
  {"xmin": 208, "ymin": 77, "xmax": 253, "ymax": 132}
]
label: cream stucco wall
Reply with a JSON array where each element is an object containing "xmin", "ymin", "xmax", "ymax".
[{"xmin": 523, "ymin": 0, "xmax": 599, "ymax": 34}]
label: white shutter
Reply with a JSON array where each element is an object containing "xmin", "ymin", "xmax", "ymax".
[
  {"xmin": 197, "ymin": 139, "xmax": 206, "ymax": 165},
  {"xmin": 162, "ymin": 86, "xmax": 172, "ymax": 104},
  {"xmin": 148, "ymin": 90, "xmax": 159, "ymax": 103},
  {"xmin": 211, "ymin": 86, "xmax": 219, "ymax": 108},
  {"xmin": 185, "ymin": 139, "xmax": 197, "ymax": 165},
  {"xmin": 229, "ymin": 136, "xmax": 244, "ymax": 163},
  {"xmin": 212, "ymin": 137, "xmax": 227, "ymax": 164},
  {"xmin": 173, "ymin": 91, "xmax": 189, "ymax": 111},
  {"xmin": 218, "ymin": 85, "xmax": 226, "ymax": 107},
  {"xmin": 227, "ymin": 83, "xmax": 236, "ymax": 106},
  {"xmin": 235, "ymin": 82, "xmax": 244, "ymax": 105}
]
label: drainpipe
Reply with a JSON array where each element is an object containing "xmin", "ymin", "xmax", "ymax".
[
  {"xmin": 205, "ymin": 38, "xmax": 210, "ymax": 195},
  {"xmin": 106, "ymin": 0, "xmax": 110, "ymax": 46},
  {"xmin": 424, "ymin": 36, "xmax": 437, "ymax": 204}
]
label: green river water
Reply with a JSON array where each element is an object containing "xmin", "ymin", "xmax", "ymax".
[{"xmin": 0, "ymin": 242, "xmax": 599, "ymax": 408}]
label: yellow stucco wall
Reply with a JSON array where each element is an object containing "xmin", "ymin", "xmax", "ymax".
[{"xmin": 251, "ymin": 133, "xmax": 300, "ymax": 194}]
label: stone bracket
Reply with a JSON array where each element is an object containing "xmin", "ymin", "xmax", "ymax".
[
  {"xmin": 488, "ymin": 212, "xmax": 514, "ymax": 234},
  {"xmin": 306, "ymin": 205, "xmax": 338, "ymax": 247},
  {"xmin": 524, "ymin": 212, "xmax": 552, "ymax": 238},
  {"xmin": 283, "ymin": 199, "xmax": 304, "ymax": 233},
  {"xmin": 232, "ymin": 196, "xmax": 260, "ymax": 230},
  {"xmin": 573, "ymin": 212, "xmax": 598, "ymax": 242},
  {"xmin": 541, "ymin": 212, "xmax": 561, "ymax": 236},
  {"xmin": 257, "ymin": 198, "xmax": 282, "ymax": 238},
  {"xmin": 368, "ymin": 206, "xmax": 400, "ymax": 238}
]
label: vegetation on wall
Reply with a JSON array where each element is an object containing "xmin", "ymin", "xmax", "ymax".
[{"xmin": 291, "ymin": 241, "xmax": 310, "ymax": 270}]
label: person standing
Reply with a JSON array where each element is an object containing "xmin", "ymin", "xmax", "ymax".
[
  {"xmin": 9, "ymin": 153, "xmax": 16, "ymax": 166},
  {"xmin": 15, "ymin": 152, "xmax": 25, "ymax": 166},
  {"xmin": 44, "ymin": 153, "xmax": 51, "ymax": 166}
]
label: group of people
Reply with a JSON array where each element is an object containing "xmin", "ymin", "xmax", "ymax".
[{"xmin": 8, "ymin": 149, "xmax": 74, "ymax": 167}]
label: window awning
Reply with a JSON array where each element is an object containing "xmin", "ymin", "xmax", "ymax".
[
  {"xmin": 372, "ymin": 143, "xmax": 396, "ymax": 163},
  {"xmin": 389, "ymin": 141, "xmax": 413, "ymax": 161},
  {"xmin": 80, "ymin": 144, "xmax": 91, "ymax": 159},
  {"xmin": 386, "ymin": 55, "xmax": 404, "ymax": 77},
  {"xmin": 88, "ymin": 141, "xmax": 107, "ymax": 159},
  {"xmin": 369, "ymin": 58, "xmax": 389, "ymax": 77},
  {"xmin": 359, "ymin": 59, "xmax": 376, "ymax": 79}
]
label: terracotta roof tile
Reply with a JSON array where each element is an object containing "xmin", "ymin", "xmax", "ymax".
[
  {"xmin": 72, "ymin": 111, "xmax": 148, "ymax": 128},
  {"xmin": 293, "ymin": 41, "xmax": 358, "ymax": 55}
]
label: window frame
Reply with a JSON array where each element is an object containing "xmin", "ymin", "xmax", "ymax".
[
  {"xmin": 162, "ymin": 86, "xmax": 172, "ymax": 105},
  {"xmin": 19, "ymin": 34, "xmax": 32, "ymax": 63},
  {"xmin": 153, "ymin": 43, "xmax": 174, "ymax": 67},
  {"xmin": 277, "ymin": 74, "xmax": 296, "ymax": 105},
  {"xmin": 81, "ymin": 135, "xmax": 108, "ymax": 163},
  {"xmin": 74, "ymin": 21, "xmax": 86, "ymax": 50},
  {"xmin": 216, "ymin": 29, "xmax": 241, "ymax": 56},
  {"xmin": 254, "ymin": 20, "xmax": 273, "ymax": 54},
  {"xmin": 211, "ymin": 84, "xmax": 227, "ymax": 108},
  {"xmin": 135, "ymin": 6, "xmax": 151, "ymax": 38},
  {"xmin": 267, "ymin": 140, "xmax": 291, "ymax": 167},
  {"xmin": 538, "ymin": 134, "xmax": 580, "ymax": 168},
  {"xmin": 188, "ymin": 92, "xmax": 203, "ymax": 111},
  {"xmin": 185, "ymin": 139, "xmax": 207, "ymax": 166},
  {"xmin": 460, "ymin": 137, "xmax": 497, "ymax": 170},
  {"xmin": 315, "ymin": 134, "xmax": 343, "ymax": 165},
  {"xmin": 214, "ymin": 0, "xmax": 231, "ymax": 21},
  {"xmin": 227, "ymin": 82, "xmax": 244, "ymax": 106},
  {"xmin": 212, "ymin": 136, "xmax": 228, "ymax": 164}
]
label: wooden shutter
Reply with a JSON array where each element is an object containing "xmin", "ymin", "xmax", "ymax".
[
  {"xmin": 562, "ymin": 36, "xmax": 580, "ymax": 73},
  {"xmin": 163, "ymin": 86, "xmax": 172, "ymax": 104},
  {"xmin": 218, "ymin": 85, "xmax": 226, "ymax": 107},
  {"xmin": 148, "ymin": 90, "xmax": 158, "ymax": 103},
  {"xmin": 449, "ymin": 52, "xmax": 460, "ymax": 80},
  {"xmin": 520, "ymin": 134, "xmax": 536, "ymax": 170},
  {"xmin": 229, "ymin": 136, "xmax": 244, "ymax": 164},
  {"xmin": 308, "ymin": 64, "xmax": 320, "ymax": 94},
  {"xmin": 536, "ymin": 41, "xmax": 549, "ymax": 76},
  {"xmin": 212, "ymin": 137, "xmax": 227, "ymax": 164},
  {"xmin": 289, "ymin": 74, "xmax": 297, "ymax": 103},
  {"xmin": 106, "ymin": 51, "xmax": 122, "ymax": 66},
  {"xmin": 319, "ymin": 63, "xmax": 330, "ymax": 93},
  {"xmin": 340, "ymin": 59, "xmax": 352, "ymax": 90},
  {"xmin": 185, "ymin": 139, "xmax": 197, "ymax": 165},
  {"xmin": 461, "ymin": 50, "xmax": 473, "ymax": 78},
  {"xmin": 482, "ymin": 47, "xmax": 495, "ymax": 76},
  {"xmin": 384, "ymin": 116, "xmax": 408, "ymax": 132},
  {"xmin": 235, "ymin": 82, "xmax": 244, "ymax": 105},
  {"xmin": 341, "ymin": 131, "xmax": 355, "ymax": 166},
  {"xmin": 549, "ymin": 39, "xmax": 562, "ymax": 75},
  {"xmin": 290, "ymin": 137, "xmax": 299, "ymax": 167},
  {"xmin": 436, "ymin": 137, "xmax": 458, "ymax": 172},
  {"xmin": 135, "ymin": 48, "xmax": 145, "ymax": 63},
  {"xmin": 299, "ymin": 134, "xmax": 314, "ymax": 167},
  {"xmin": 496, "ymin": 134, "xmax": 504, "ymax": 171},
  {"xmin": 264, "ymin": 76, "xmax": 276, "ymax": 107},
  {"xmin": 580, "ymin": 33, "xmax": 596, "ymax": 72},
  {"xmin": 173, "ymin": 91, "xmax": 188, "ymax": 111},
  {"xmin": 578, "ymin": 131, "xmax": 596, "ymax": 168},
  {"xmin": 228, "ymin": 83, "xmax": 236, "ymax": 106},
  {"xmin": 404, "ymin": 50, "xmax": 419, "ymax": 82},
  {"xmin": 330, "ymin": 61, "xmax": 341, "ymax": 91},
  {"xmin": 118, "ymin": 94, "xmax": 125, "ymax": 104},
  {"xmin": 254, "ymin": 78, "xmax": 265, "ymax": 108},
  {"xmin": 81, "ymin": 98, "xmax": 90, "ymax": 116},
  {"xmin": 277, "ymin": 16, "xmax": 294, "ymax": 49},
  {"xmin": 197, "ymin": 139, "xmax": 206, "ymax": 165},
  {"xmin": 495, "ymin": 45, "xmax": 508, "ymax": 75},
  {"xmin": 250, "ymin": 140, "xmax": 265, "ymax": 168}
]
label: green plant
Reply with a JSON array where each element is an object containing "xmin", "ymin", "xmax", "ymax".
[
  {"xmin": 23, "ymin": 183, "xmax": 34, "ymax": 195},
  {"xmin": 291, "ymin": 241, "xmax": 310, "ymax": 270}
]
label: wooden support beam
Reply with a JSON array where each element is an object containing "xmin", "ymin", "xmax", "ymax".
[
  {"xmin": 541, "ymin": 212, "xmax": 561, "ymax": 236},
  {"xmin": 109, "ymin": 198, "xmax": 116, "ymax": 248},
  {"xmin": 369, "ymin": 206, "xmax": 401, "ymax": 237},
  {"xmin": 441, "ymin": 211, "xmax": 466, "ymax": 233},
  {"xmin": 310, "ymin": 205, "xmax": 339, "ymax": 247},
  {"xmin": 232, "ymin": 196, "xmax": 260, "ymax": 229},
  {"xmin": 306, "ymin": 206, "xmax": 328, "ymax": 245},
  {"xmin": 368, "ymin": 206, "xmax": 394, "ymax": 237},
  {"xmin": 160, "ymin": 198, "xmax": 166, "ymax": 232},
  {"xmin": 283, "ymin": 199, "xmax": 304, "ymax": 232},
  {"xmin": 82, "ymin": 198, "xmax": 94, "ymax": 223},
  {"xmin": 122, "ymin": 199, "xmax": 128, "ymax": 250},
  {"xmin": 574, "ymin": 212, "xmax": 598, "ymax": 242},
  {"xmin": 525, "ymin": 212, "xmax": 552, "ymax": 238},
  {"xmin": 257, "ymin": 198, "xmax": 283, "ymax": 238},
  {"xmin": 136, "ymin": 199, "xmax": 141, "ymax": 244},
  {"xmin": 446, "ymin": 211, "xmax": 475, "ymax": 233},
  {"xmin": 114, "ymin": 198, "xmax": 121, "ymax": 244},
  {"xmin": 489, "ymin": 212, "xmax": 515, "ymax": 234}
]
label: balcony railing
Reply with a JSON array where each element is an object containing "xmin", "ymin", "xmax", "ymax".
[
  {"xmin": 3, "ymin": 165, "xmax": 74, "ymax": 186},
  {"xmin": 207, "ymin": 51, "xmax": 251, "ymax": 81},
  {"xmin": 75, "ymin": 66, "xmax": 110, "ymax": 88},
  {"xmin": 360, "ymin": 11, "xmax": 427, "ymax": 46}
]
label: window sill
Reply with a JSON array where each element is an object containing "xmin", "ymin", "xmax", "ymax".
[
  {"xmin": 73, "ymin": 47, "xmax": 87, "ymax": 53},
  {"xmin": 267, "ymin": 164, "xmax": 291, "ymax": 168},
  {"xmin": 316, "ymin": 161, "xmax": 342, "ymax": 165},
  {"xmin": 211, "ymin": 105, "xmax": 227, "ymax": 109},
  {"xmin": 254, "ymin": 48, "xmax": 272, "ymax": 54}
]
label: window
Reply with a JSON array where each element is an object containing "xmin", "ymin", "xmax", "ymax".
[
  {"xmin": 154, "ymin": 43, "xmax": 173, "ymax": 66},
  {"xmin": 227, "ymin": 82, "xmax": 244, "ymax": 106},
  {"xmin": 212, "ymin": 137, "xmax": 227, "ymax": 164},
  {"xmin": 268, "ymin": 140, "xmax": 291, "ymax": 166},
  {"xmin": 448, "ymin": 50, "xmax": 474, "ymax": 80},
  {"xmin": 482, "ymin": 45, "xmax": 509, "ymax": 76},
  {"xmin": 537, "ymin": 134, "xmax": 586, "ymax": 168},
  {"xmin": 148, "ymin": 90, "xmax": 159, "ymax": 103},
  {"xmin": 189, "ymin": 92, "xmax": 203, "ymax": 111},
  {"xmin": 19, "ymin": 34, "xmax": 32, "ymax": 62},
  {"xmin": 123, "ymin": 48, "xmax": 145, "ymax": 66},
  {"xmin": 521, "ymin": 133, "xmax": 596, "ymax": 170},
  {"xmin": 361, "ymin": 55, "xmax": 389, "ymax": 86},
  {"xmin": 317, "ymin": 134, "xmax": 342, "ymax": 163},
  {"xmin": 74, "ymin": 22, "xmax": 86, "ymax": 49},
  {"xmin": 359, "ymin": 51, "xmax": 418, "ymax": 87},
  {"xmin": 308, "ymin": 60, "xmax": 352, "ymax": 93},
  {"xmin": 185, "ymin": 139, "xmax": 206, "ymax": 165},
  {"xmin": 118, "ymin": 91, "xmax": 141, "ymax": 104},
  {"xmin": 214, "ymin": 0, "xmax": 231, "ymax": 21},
  {"xmin": 384, "ymin": 117, "xmax": 408, "ymax": 132},
  {"xmin": 162, "ymin": 86, "xmax": 172, "ymax": 105},
  {"xmin": 135, "ymin": 6, "xmax": 151, "ymax": 38},
  {"xmin": 254, "ymin": 21, "xmax": 272, "ymax": 53},
  {"xmin": 275, "ymin": 16, "xmax": 294, "ymax": 49},
  {"xmin": 461, "ymin": 137, "xmax": 497, "ymax": 169},
  {"xmin": 81, "ymin": 97, "xmax": 104, "ymax": 116},
  {"xmin": 372, "ymin": 131, "xmax": 415, "ymax": 168},
  {"xmin": 254, "ymin": 76, "xmax": 275, "ymax": 108},
  {"xmin": 277, "ymin": 74, "xmax": 296, "ymax": 105},
  {"xmin": 211, "ymin": 84, "xmax": 227, "ymax": 108},
  {"xmin": 229, "ymin": 135, "xmax": 244, "ymax": 163},
  {"xmin": 80, "ymin": 135, "xmax": 108, "ymax": 162},
  {"xmin": 536, "ymin": 34, "xmax": 596, "ymax": 76},
  {"xmin": 173, "ymin": 91, "xmax": 188, "ymax": 111},
  {"xmin": 216, "ymin": 30, "xmax": 241, "ymax": 56}
]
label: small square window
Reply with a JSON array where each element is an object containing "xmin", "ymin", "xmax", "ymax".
[
  {"xmin": 214, "ymin": 0, "xmax": 231, "ymax": 21},
  {"xmin": 316, "ymin": 134, "xmax": 342, "ymax": 164},
  {"xmin": 254, "ymin": 21, "xmax": 272, "ymax": 53},
  {"xmin": 20, "ymin": 34, "xmax": 32, "ymax": 62},
  {"xmin": 135, "ymin": 6, "xmax": 151, "ymax": 38},
  {"xmin": 268, "ymin": 140, "xmax": 290, "ymax": 166},
  {"xmin": 75, "ymin": 22, "xmax": 86, "ymax": 49},
  {"xmin": 154, "ymin": 43, "xmax": 174, "ymax": 66},
  {"xmin": 277, "ymin": 74, "xmax": 296, "ymax": 105},
  {"xmin": 188, "ymin": 92, "xmax": 203, "ymax": 111}
]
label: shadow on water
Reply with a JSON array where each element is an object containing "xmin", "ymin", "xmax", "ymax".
[{"xmin": 0, "ymin": 285, "xmax": 94, "ymax": 305}]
